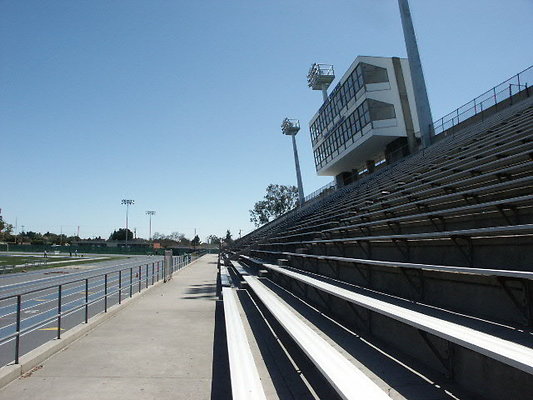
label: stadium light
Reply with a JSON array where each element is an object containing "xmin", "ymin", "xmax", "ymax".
[
  {"xmin": 398, "ymin": 0, "xmax": 434, "ymax": 148},
  {"xmin": 121, "ymin": 199, "xmax": 134, "ymax": 246},
  {"xmin": 281, "ymin": 118, "xmax": 305, "ymax": 205},
  {"xmin": 307, "ymin": 63, "xmax": 335, "ymax": 102},
  {"xmin": 146, "ymin": 211, "xmax": 156, "ymax": 241}
]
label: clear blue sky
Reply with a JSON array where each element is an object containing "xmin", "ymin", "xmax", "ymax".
[{"xmin": 1, "ymin": 0, "xmax": 532, "ymax": 241}]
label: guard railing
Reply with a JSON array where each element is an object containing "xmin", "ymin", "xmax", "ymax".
[{"xmin": 0, "ymin": 254, "xmax": 193, "ymax": 367}]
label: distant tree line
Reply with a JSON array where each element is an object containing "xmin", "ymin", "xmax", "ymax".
[{"xmin": 0, "ymin": 214, "xmax": 236, "ymax": 249}]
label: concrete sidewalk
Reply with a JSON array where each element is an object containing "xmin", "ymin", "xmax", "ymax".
[{"xmin": 0, "ymin": 254, "xmax": 219, "ymax": 400}]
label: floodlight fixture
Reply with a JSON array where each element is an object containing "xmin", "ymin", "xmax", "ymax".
[
  {"xmin": 281, "ymin": 118, "xmax": 301, "ymax": 136},
  {"xmin": 307, "ymin": 63, "xmax": 335, "ymax": 101}
]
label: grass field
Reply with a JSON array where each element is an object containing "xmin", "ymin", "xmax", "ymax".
[
  {"xmin": 0, "ymin": 255, "xmax": 126, "ymax": 273},
  {"xmin": 0, "ymin": 256, "xmax": 72, "ymax": 266}
]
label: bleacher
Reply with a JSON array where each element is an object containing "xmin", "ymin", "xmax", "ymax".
[{"xmin": 219, "ymin": 96, "xmax": 533, "ymax": 399}]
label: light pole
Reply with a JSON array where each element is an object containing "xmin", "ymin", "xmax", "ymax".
[
  {"xmin": 281, "ymin": 118, "xmax": 305, "ymax": 205},
  {"xmin": 121, "ymin": 199, "xmax": 134, "ymax": 246},
  {"xmin": 146, "ymin": 211, "xmax": 156, "ymax": 240},
  {"xmin": 398, "ymin": 0, "xmax": 433, "ymax": 148}
]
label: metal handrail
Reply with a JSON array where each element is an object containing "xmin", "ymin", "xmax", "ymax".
[
  {"xmin": 431, "ymin": 65, "xmax": 532, "ymax": 136},
  {"xmin": 0, "ymin": 254, "xmax": 193, "ymax": 366},
  {"xmin": 303, "ymin": 181, "xmax": 337, "ymax": 203}
]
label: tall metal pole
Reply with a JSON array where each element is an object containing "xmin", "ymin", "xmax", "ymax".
[
  {"xmin": 291, "ymin": 134, "xmax": 305, "ymax": 205},
  {"xmin": 125, "ymin": 204, "xmax": 129, "ymax": 245},
  {"xmin": 145, "ymin": 211, "xmax": 155, "ymax": 241},
  {"xmin": 398, "ymin": 0, "xmax": 433, "ymax": 148},
  {"xmin": 122, "ymin": 199, "xmax": 134, "ymax": 247}
]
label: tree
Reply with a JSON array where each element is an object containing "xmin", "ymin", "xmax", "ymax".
[
  {"xmin": 206, "ymin": 235, "xmax": 220, "ymax": 245},
  {"xmin": 0, "ymin": 216, "xmax": 14, "ymax": 242},
  {"xmin": 249, "ymin": 184, "xmax": 299, "ymax": 227},
  {"xmin": 224, "ymin": 230, "xmax": 233, "ymax": 244},
  {"xmin": 169, "ymin": 232, "xmax": 186, "ymax": 242},
  {"xmin": 109, "ymin": 228, "xmax": 134, "ymax": 241},
  {"xmin": 191, "ymin": 235, "xmax": 200, "ymax": 250}
]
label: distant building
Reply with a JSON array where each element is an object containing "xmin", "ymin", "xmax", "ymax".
[{"xmin": 309, "ymin": 56, "xmax": 420, "ymax": 187}]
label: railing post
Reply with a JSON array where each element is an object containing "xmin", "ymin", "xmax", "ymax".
[
  {"xmin": 15, "ymin": 295, "xmax": 21, "ymax": 364},
  {"xmin": 138, "ymin": 265, "xmax": 142, "ymax": 293},
  {"xmin": 145, "ymin": 264, "xmax": 149, "ymax": 288},
  {"xmin": 104, "ymin": 274, "xmax": 108, "ymax": 312},
  {"xmin": 152, "ymin": 263, "xmax": 155, "ymax": 285},
  {"xmin": 129, "ymin": 268, "xmax": 133, "ymax": 297},
  {"xmin": 509, "ymin": 84, "xmax": 513, "ymax": 105},
  {"xmin": 57, "ymin": 285, "xmax": 62, "ymax": 339},
  {"xmin": 118, "ymin": 270, "xmax": 122, "ymax": 304},
  {"xmin": 85, "ymin": 279, "xmax": 89, "ymax": 323}
]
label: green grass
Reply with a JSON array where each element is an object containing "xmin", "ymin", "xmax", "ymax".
[
  {"xmin": 0, "ymin": 255, "xmax": 126, "ymax": 273},
  {"xmin": 0, "ymin": 256, "xmax": 72, "ymax": 266}
]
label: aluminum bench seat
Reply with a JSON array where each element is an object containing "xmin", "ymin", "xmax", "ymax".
[
  {"xmin": 231, "ymin": 261, "xmax": 392, "ymax": 400},
  {"xmin": 220, "ymin": 265, "xmax": 231, "ymax": 288},
  {"xmin": 267, "ymin": 181, "xmax": 533, "ymax": 243},
  {"xmin": 222, "ymin": 285, "xmax": 267, "ymax": 400},
  {"xmin": 269, "ymin": 193, "xmax": 533, "ymax": 242},
  {"xmin": 252, "ymin": 261, "xmax": 533, "ymax": 375},
  {"xmin": 340, "ymin": 174, "xmax": 533, "ymax": 225},
  {"xmin": 259, "ymin": 224, "xmax": 533, "ymax": 247},
  {"xmin": 245, "ymin": 252, "xmax": 533, "ymax": 280},
  {"xmin": 323, "ymin": 194, "xmax": 533, "ymax": 237}
]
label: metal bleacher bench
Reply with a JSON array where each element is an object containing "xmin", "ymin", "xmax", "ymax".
[
  {"xmin": 260, "ymin": 224, "xmax": 533, "ymax": 248},
  {"xmin": 230, "ymin": 261, "xmax": 392, "ymax": 400},
  {"xmin": 271, "ymin": 194, "xmax": 533, "ymax": 241},
  {"xmin": 248, "ymin": 250, "xmax": 533, "ymax": 280},
  {"xmin": 240, "ymin": 257, "xmax": 533, "ymax": 376},
  {"xmin": 220, "ymin": 266, "xmax": 267, "ymax": 400}
]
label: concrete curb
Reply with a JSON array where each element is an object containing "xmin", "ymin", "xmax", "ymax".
[{"xmin": 0, "ymin": 256, "xmax": 210, "ymax": 389}]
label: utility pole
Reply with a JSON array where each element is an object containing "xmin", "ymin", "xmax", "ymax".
[
  {"xmin": 398, "ymin": 0, "xmax": 434, "ymax": 148},
  {"xmin": 281, "ymin": 118, "xmax": 305, "ymax": 205}
]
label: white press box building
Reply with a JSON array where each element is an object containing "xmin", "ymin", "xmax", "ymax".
[{"xmin": 308, "ymin": 56, "xmax": 421, "ymax": 187}]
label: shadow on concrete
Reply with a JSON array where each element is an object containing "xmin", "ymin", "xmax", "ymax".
[{"xmin": 182, "ymin": 283, "xmax": 217, "ymax": 300}]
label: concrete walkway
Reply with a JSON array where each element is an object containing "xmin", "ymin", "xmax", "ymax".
[{"xmin": 0, "ymin": 254, "xmax": 219, "ymax": 400}]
